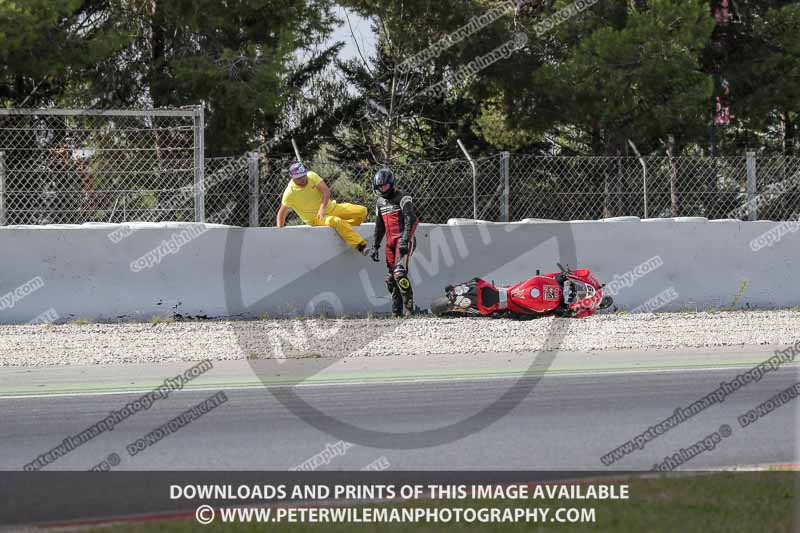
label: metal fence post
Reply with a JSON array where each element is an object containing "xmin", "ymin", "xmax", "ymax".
[
  {"xmin": 746, "ymin": 152, "xmax": 757, "ymax": 221},
  {"xmin": 0, "ymin": 151, "xmax": 6, "ymax": 226},
  {"xmin": 291, "ymin": 138, "xmax": 303, "ymax": 163},
  {"xmin": 627, "ymin": 140, "xmax": 648, "ymax": 218},
  {"xmin": 193, "ymin": 105, "xmax": 206, "ymax": 222},
  {"xmin": 456, "ymin": 139, "xmax": 477, "ymax": 219},
  {"xmin": 500, "ymin": 152, "xmax": 510, "ymax": 222},
  {"xmin": 247, "ymin": 152, "xmax": 260, "ymax": 227}
]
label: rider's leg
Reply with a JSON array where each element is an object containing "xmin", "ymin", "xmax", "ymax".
[
  {"xmin": 385, "ymin": 272, "xmax": 403, "ymax": 317},
  {"xmin": 395, "ymin": 272, "xmax": 413, "ymax": 317},
  {"xmin": 384, "ymin": 240, "xmax": 403, "ymax": 317},
  {"xmin": 393, "ymin": 243, "xmax": 414, "ymax": 318}
]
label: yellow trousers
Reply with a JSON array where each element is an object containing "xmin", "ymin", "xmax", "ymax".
[{"xmin": 310, "ymin": 202, "xmax": 368, "ymax": 250}]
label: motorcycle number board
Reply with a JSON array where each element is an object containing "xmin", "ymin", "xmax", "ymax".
[{"xmin": 544, "ymin": 285, "xmax": 559, "ymax": 301}]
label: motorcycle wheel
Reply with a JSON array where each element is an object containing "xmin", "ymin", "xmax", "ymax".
[{"xmin": 430, "ymin": 296, "xmax": 453, "ymax": 316}]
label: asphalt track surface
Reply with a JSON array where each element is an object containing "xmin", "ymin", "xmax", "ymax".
[{"xmin": 1, "ymin": 348, "xmax": 797, "ymax": 472}]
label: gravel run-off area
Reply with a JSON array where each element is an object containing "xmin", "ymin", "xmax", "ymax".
[{"xmin": 1, "ymin": 310, "xmax": 799, "ymax": 367}]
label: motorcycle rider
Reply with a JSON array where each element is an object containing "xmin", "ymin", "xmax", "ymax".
[{"xmin": 370, "ymin": 168, "xmax": 418, "ymax": 318}]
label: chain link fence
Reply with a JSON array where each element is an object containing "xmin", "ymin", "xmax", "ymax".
[
  {"xmin": 257, "ymin": 156, "xmax": 503, "ymax": 226},
  {"xmin": 507, "ymin": 155, "xmax": 800, "ymax": 221},
  {"xmin": 749, "ymin": 157, "xmax": 800, "ymax": 221},
  {"xmin": 1, "ymin": 109, "xmax": 799, "ymax": 226},
  {"xmin": 0, "ymin": 108, "xmax": 203, "ymax": 226},
  {"xmin": 258, "ymin": 153, "xmax": 800, "ymax": 225},
  {"xmin": 510, "ymin": 155, "xmax": 748, "ymax": 220},
  {"xmin": 204, "ymin": 155, "xmax": 250, "ymax": 225}
]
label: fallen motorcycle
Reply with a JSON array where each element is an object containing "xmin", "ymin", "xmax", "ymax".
[{"xmin": 430, "ymin": 264, "xmax": 613, "ymax": 319}]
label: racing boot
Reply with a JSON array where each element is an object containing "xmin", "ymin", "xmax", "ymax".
[
  {"xmin": 394, "ymin": 272, "xmax": 414, "ymax": 318},
  {"xmin": 400, "ymin": 282, "xmax": 414, "ymax": 318},
  {"xmin": 386, "ymin": 274, "xmax": 403, "ymax": 317}
]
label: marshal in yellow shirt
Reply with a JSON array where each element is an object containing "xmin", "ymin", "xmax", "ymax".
[{"xmin": 281, "ymin": 171, "xmax": 336, "ymax": 224}]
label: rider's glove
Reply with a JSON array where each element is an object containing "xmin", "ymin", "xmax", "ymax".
[
  {"xmin": 370, "ymin": 246, "xmax": 380, "ymax": 262},
  {"xmin": 398, "ymin": 240, "xmax": 409, "ymax": 256}
]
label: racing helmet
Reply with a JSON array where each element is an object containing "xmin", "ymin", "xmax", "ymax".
[{"xmin": 373, "ymin": 168, "xmax": 395, "ymax": 198}]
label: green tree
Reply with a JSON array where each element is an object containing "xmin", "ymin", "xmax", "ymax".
[
  {"xmin": 86, "ymin": 0, "xmax": 342, "ymax": 156},
  {"xmin": 503, "ymin": 0, "xmax": 715, "ymax": 156},
  {"xmin": 2, "ymin": 0, "xmax": 344, "ymax": 156},
  {"xmin": 333, "ymin": 0, "xmax": 530, "ymax": 163},
  {"xmin": 706, "ymin": 0, "xmax": 800, "ymax": 155},
  {"xmin": 0, "ymin": 0, "xmax": 125, "ymax": 107}
]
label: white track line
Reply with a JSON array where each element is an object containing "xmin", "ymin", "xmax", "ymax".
[{"xmin": 2, "ymin": 363, "xmax": 795, "ymax": 400}]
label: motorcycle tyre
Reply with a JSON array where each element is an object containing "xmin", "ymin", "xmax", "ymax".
[{"xmin": 431, "ymin": 296, "xmax": 454, "ymax": 316}]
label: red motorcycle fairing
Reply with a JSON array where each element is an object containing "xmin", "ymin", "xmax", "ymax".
[
  {"xmin": 553, "ymin": 268, "xmax": 604, "ymax": 318},
  {"xmin": 493, "ymin": 276, "xmax": 563, "ymax": 315},
  {"xmin": 445, "ymin": 276, "xmax": 562, "ymax": 316},
  {"xmin": 439, "ymin": 267, "xmax": 608, "ymax": 319}
]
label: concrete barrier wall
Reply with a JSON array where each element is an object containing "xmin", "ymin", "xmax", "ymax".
[{"xmin": 0, "ymin": 218, "xmax": 797, "ymax": 323}]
